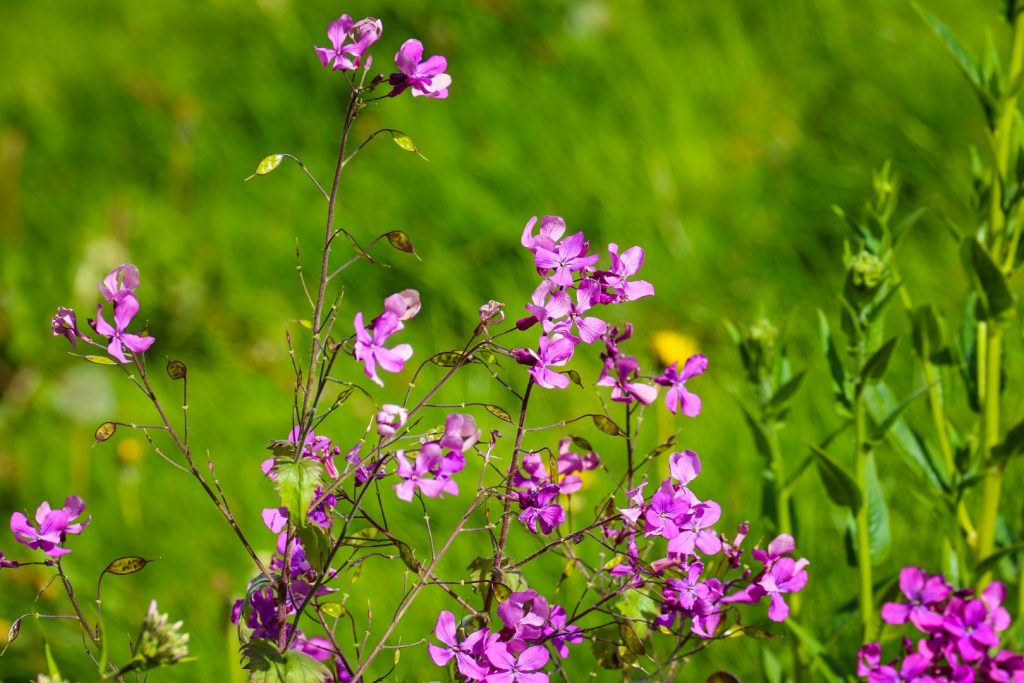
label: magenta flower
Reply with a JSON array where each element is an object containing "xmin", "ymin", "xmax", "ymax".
[
  {"xmin": 383, "ymin": 289, "xmax": 421, "ymax": 321},
  {"xmin": 0, "ymin": 550, "xmax": 18, "ymax": 569},
  {"xmin": 656, "ymin": 354, "xmax": 707, "ymax": 417},
  {"xmin": 10, "ymin": 496, "xmax": 90, "ymax": 557},
  {"xmin": 428, "ymin": 611, "xmax": 489, "ymax": 681},
  {"xmin": 597, "ymin": 243, "xmax": 655, "ymax": 302},
  {"xmin": 51, "ymin": 307, "xmax": 91, "ymax": 347},
  {"xmin": 881, "ymin": 566, "xmax": 951, "ymax": 632},
  {"xmin": 516, "ymin": 333, "xmax": 576, "ymax": 389},
  {"xmin": 98, "ymin": 263, "xmax": 139, "ymax": 303},
  {"xmin": 393, "ymin": 450, "xmax": 455, "ymax": 501},
  {"xmin": 353, "ymin": 311, "xmax": 413, "ymax": 387},
  {"xmin": 533, "ymin": 232, "xmax": 600, "ymax": 287},
  {"xmin": 387, "ymin": 39, "xmax": 451, "ymax": 99},
  {"xmin": 484, "ymin": 642, "xmax": 549, "ymax": 683},
  {"xmin": 521, "ymin": 216, "xmax": 566, "ymax": 253},
  {"xmin": 375, "ymin": 404, "xmax": 408, "ymax": 437},
  {"xmin": 440, "ymin": 413, "xmax": 479, "ymax": 452},
  {"xmin": 314, "ymin": 15, "xmax": 382, "ymax": 71},
  {"xmin": 90, "ymin": 294, "xmax": 155, "ymax": 363}
]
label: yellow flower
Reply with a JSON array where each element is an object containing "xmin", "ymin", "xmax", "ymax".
[{"xmin": 651, "ymin": 330, "xmax": 699, "ymax": 367}]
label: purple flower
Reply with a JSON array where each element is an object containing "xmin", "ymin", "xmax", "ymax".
[
  {"xmin": 0, "ymin": 550, "xmax": 19, "ymax": 569},
  {"xmin": 314, "ymin": 15, "xmax": 382, "ymax": 71},
  {"xmin": 394, "ymin": 450, "xmax": 456, "ymax": 501},
  {"xmin": 90, "ymin": 294, "xmax": 156, "ymax": 363},
  {"xmin": 440, "ymin": 413, "xmax": 479, "ymax": 453},
  {"xmin": 353, "ymin": 311, "xmax": 413, "ymax": 387},
  {"xmin": 667, "ymin": 499, "xmax": 722, "ymax": 556},
  {"xmin": 518, "ymin": 485, "xmax": 565, "ymax": 534},
  {"xmin": 387, "ymin": 39, "xmax": 451, "ymax": 99},
  {"xmin": 383, "ymin": 289, "xmax": 421, "ymax": 321},
  {"xmin": 521, "ymin": 216, "xmax": 567, "ymax": 254},
  {"xmin": 484, "ymin": 642, "xmax": 549, "ymax": 683},
  {"xmin": 533, "ymin": 232, "xmax": 599, "ymax": 287},
  {"xmin": 376, "ymin": 404, "xmax": 408, "ymax": 437},
  {"xmin": 668, "ymin": 450, "xmax": 701, "ymax": 486},
  {"xmin": 596, "ymin": 353, "xmax": 658, "ymax": 405},
  {"xmin": 516, "ymin": 333, "xmax": 576, "ymax": 390},
  {"xmin": 51, "ymin": 307, "xmax": 91, "ymax": 347},
  {"xmin": 428, "ymin": 611, "xmax": 489, "ymax": 681},
  {"xmin": 881, "ymin": 566, "xmax": 951, "ymax": 632},
  {"xmin": 656, "ymin": 354, "xmax": 708, "ymax": 417},
  {"xmin": 596, "ymin": 243, "xmax": 655, "ymax": 302},
  {"xmin": 98, "ymin": 263, "xmax": 139, "ymax": 303},
  {"xmin": 10, "ymin": 496, "xmax": 90, "ymax": 557}
]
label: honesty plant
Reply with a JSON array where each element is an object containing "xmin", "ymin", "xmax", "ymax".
[{"xmin": 4, "ymin": 7, "xmax": 814, "ymax": 683}]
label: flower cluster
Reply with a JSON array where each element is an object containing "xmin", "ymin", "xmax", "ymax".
[
  {"xmin": 10, "ymin": 496, "xmax": 90, "ymax": 558},
  {"xmin": 315, "ymin": 14, "xmax": 450, "ymax": 99},
  {"xmin": 232, "ymin": 517, "xmax": 350, "ymax": 680},
  {"xmin": 511, "ymin": 437, "xmax": 599, "ymax": 535},
  {"xmin": 513, "ymin": 216, "xmax": 706, "ymax": 406},
  {"xmin": 52, "ymin": 263, "xmax": 155, "ymax": 364},
  {"xmin": 429, "ymin": 590, "xmax": 583, "ymax": 682},
  {"xmin": 611, "ymin": 451, "xmax": 808, "ymax": 636},
  {"xmin": 263, "ymin": 426, "xmax": 341, "ymax": 528},
  {"xmin": 393, "ymin": 413, "xmax": 480, "ymax": 502},
  {"xmin": 857, "ymin": 567, "xmax": 1024, "ymax": 682}
]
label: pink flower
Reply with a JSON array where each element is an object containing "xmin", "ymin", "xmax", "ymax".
[
  {"xmin": 10, "ymin": 496, "xmax": 90, "ymax": 557},
  {"xmin": 90, "ymin": 294, "xmax": 155, "ymax": 363},
  {"xmin": 656, "ymin": 354, "xmax": 707, "ymax": 417},
  {"xmin": 98, "ymin": 263, "xmax": 139, "ymax": 303},
  {"xmin": 387, "ymin": 39, "xmax": 451, "ymax": 99},
  {"xmin": 314, "ymin": 15, "xmax": 382, "ymax": 71},
  {"xmin": 353, "ymin": 311, "xmax": 413, "ymax": 387}
]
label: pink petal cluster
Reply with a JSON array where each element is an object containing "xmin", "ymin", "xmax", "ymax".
[
  {"xmin": 10, "ymin": 496, "xmax": 90, "ymax": 557},
  {"xmin": 857, "ymin": 568, "xmax": 1023, "ymax": 682},
  {"xmin": 393, "ymin": 413, "xmax": 479, "ymax": 502},
  {"xmin": 353, "ymin": 290, "xmax": 420, "ymax": 387}
]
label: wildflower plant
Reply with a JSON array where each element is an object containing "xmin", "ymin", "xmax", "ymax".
[{"xmin": 0, "ymin": 7, "xmax": 814, "ymax": 682}]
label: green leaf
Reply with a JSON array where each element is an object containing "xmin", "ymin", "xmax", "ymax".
[
  {"xmin": 962, "ymin": 237, "xmax": 1016, "ymax": 323},
  {"xmin": 975, "ymin": 542, "xmax": 1024, "ymax": 575},
  {"xmin": 390, "ymin": 131, "xmax": 429, "ymax": 160},
  {"xmin": 341, "ymin": 527, "xmax": 381, "ymax": 547},
  {"xmin": 739, "ymin": 403, "xmax": 772, "ymax": 459},
  {"xmin": 911, "ymin": 305, "xmax": 944, "ymax": 361},
  {"xmin": 94, "ymin": 421, "xmax": 117, "ymax": 443},
  {"xmin": 166, "ymin": 359, "xmax": 188, "ymax": 380},
  {"xmin": 102, "ymin": 556, "xmax": 153, "ymax": 576},
  {"xmin": 253, "ymin": 154, "xmax": 284, "ymax": 176},
  {"xmin": 864, "ymin": 456, "xmax": 891, "ymax": 564},
  {"xmin": 429, "ymin": 351, "xmax": 465, "ymax": 367},
  {"xmin": 809, "ymin": 443, "xmax": 862, "ymax": 511},
  {"xmin": 273, "ymin": 458, "xmax": 322, "ymax": 527},
  {"xmin": 337, "ymin": 227, "xmax": 384, "ymax": 267},
  {"xmin": 320, "ymin": 602, "xmax": 346, "ymax": 619},
  {"xmin": 784, "ymin": 619, "xmax": 846, "ymax": 683},
  {"xmin": 648, "ymin": 433, "xmax": 677, "ymax": 460},
  {"xmin": 865, "ymin": 384, "xmax": 948, "ymax": 491},
  {"xmin": 243, "ymin": 639, "xmax": 331, "ymax": 683},
  {"xmin": 869, "ymin": 382, "xmax": 932, "ymax": 443},
  {"xmin": 591, "ymin": 414, "xmax": 623, "ymax": 436},
  {"xmin": 297, "ymin": 524, "xmax": 330, "ymax": 569},
  {"xmin": 383, "ymin": 230, "xmax": 417, "ymax": 257},
  {"xmin": 83, "ymin": 354, "xmax": 117, "ymax": 365},
  {"xmin": 817, "ymin": 310, "xmax": 851, "ymax": 409},
  {"xmin": 766, "ymin": 371, "xmax": 806, "ymax": 415},
  {"xmin": 992, "ymin": 417, "xmax": 1024, "ymax": 464},
  {"xmin": 484, "ymin": 404, "xmax": 513, "ymax": 423},
  {"xmin": 859, "ymin": 337, "xmax": 899, "ymax": 389},
  {"xmin": 564, "ymin": 369, "xmax": 583, "ymax": 387},
  {"xmin": 397, "ymin": 541, "xmax": 420, "ymax": 574},
  {"xmin": 914, "ymin": 3, "xmax": 988, "ymax": 99},
  {"xmin": 618, "ymin": 622, "xmax": 645, "ymax": 656},
  {"xmin": 615, "ymin": 589, "xmax": 658, "ymax": 640},
  {"xmin": 571, "ymin": 435, "xmax": 594, "ymax": 452}
]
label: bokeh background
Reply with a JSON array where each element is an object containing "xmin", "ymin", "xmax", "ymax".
[{"xmin": 0, "ymin": 0, "xmax": 1005, "ymax": 680}]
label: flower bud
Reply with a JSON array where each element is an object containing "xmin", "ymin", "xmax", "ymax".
[
  {"xmin": 132, "ymin": 601, "xmax": 189, "ymax": 670},
  {"xmin": 376, "ymin": 404, "xmax": 409, "ymax": 437},
  {"xmin": 847, "ymin": 250, "xmax": 885, "ymax": 290}
]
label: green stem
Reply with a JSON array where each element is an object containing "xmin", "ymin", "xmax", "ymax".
[
  {"xmin": 976, "ymin": 328, "xmax": 1004, "ymax": 582},
  {"xmin": 854, "ymin": 388, "xmax": 876, "ymax": 641}
]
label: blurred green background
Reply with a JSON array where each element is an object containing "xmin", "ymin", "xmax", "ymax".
[{"xmin": 0, "ymin": 0, "xmax": 1008, "ymax": 680}]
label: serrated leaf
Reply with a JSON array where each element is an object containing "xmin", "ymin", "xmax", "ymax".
[
  {"xmin": 591, "ymin": 415, "xmax": 622, "ymax": 436},
  {"xmin": 273, "ymin": 458, "xmax": 322, "ymax": 527},
  {"xmin": 484, "ymin": 404, "xmax": 512, "ymax": 423},
  {"xmin": 166, "ymin": 359, "xmax": 187, "ymax": 380},
  {"xmin": 243, "ymin": 639, "xmax": 331, "ymax": 683},
  {"xmin": 102, "ymin": 556, "xmax": 152, "ymax": 576},
  {"xmin": 809, "ymin": 444, "xmax": 862, "ymax": 512},
  {"xmin": 253, "ymin": 154, "xmax": 284, "ymax": 176},
  {"xmin": 384, "ymin": 230, "xmax": 416, "ymax": 256},
  {"xmin": 429, "ymin": 351, "xmax": 465, "ymax": 367},
  {"xmin": 859, "ymin": 337, "xmax": 899, "ymax": 390},
  {"xmin": 962, "ymin": 237, "xmax": 1016, "ymax": 323},
  {"xmin": 83, "ymin": 354, "xmax": 117, "ymax": 365},
  {"xmin": 618, "ymin": 622, "xmax": 645, "ymax": 655},
  {"xmin": 94, "ymin": 421, "xmax": 117, "ymax": 442},
  {"xmin": 397, "ymin": 541, "xmax": 420, "ymax": 574}
]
